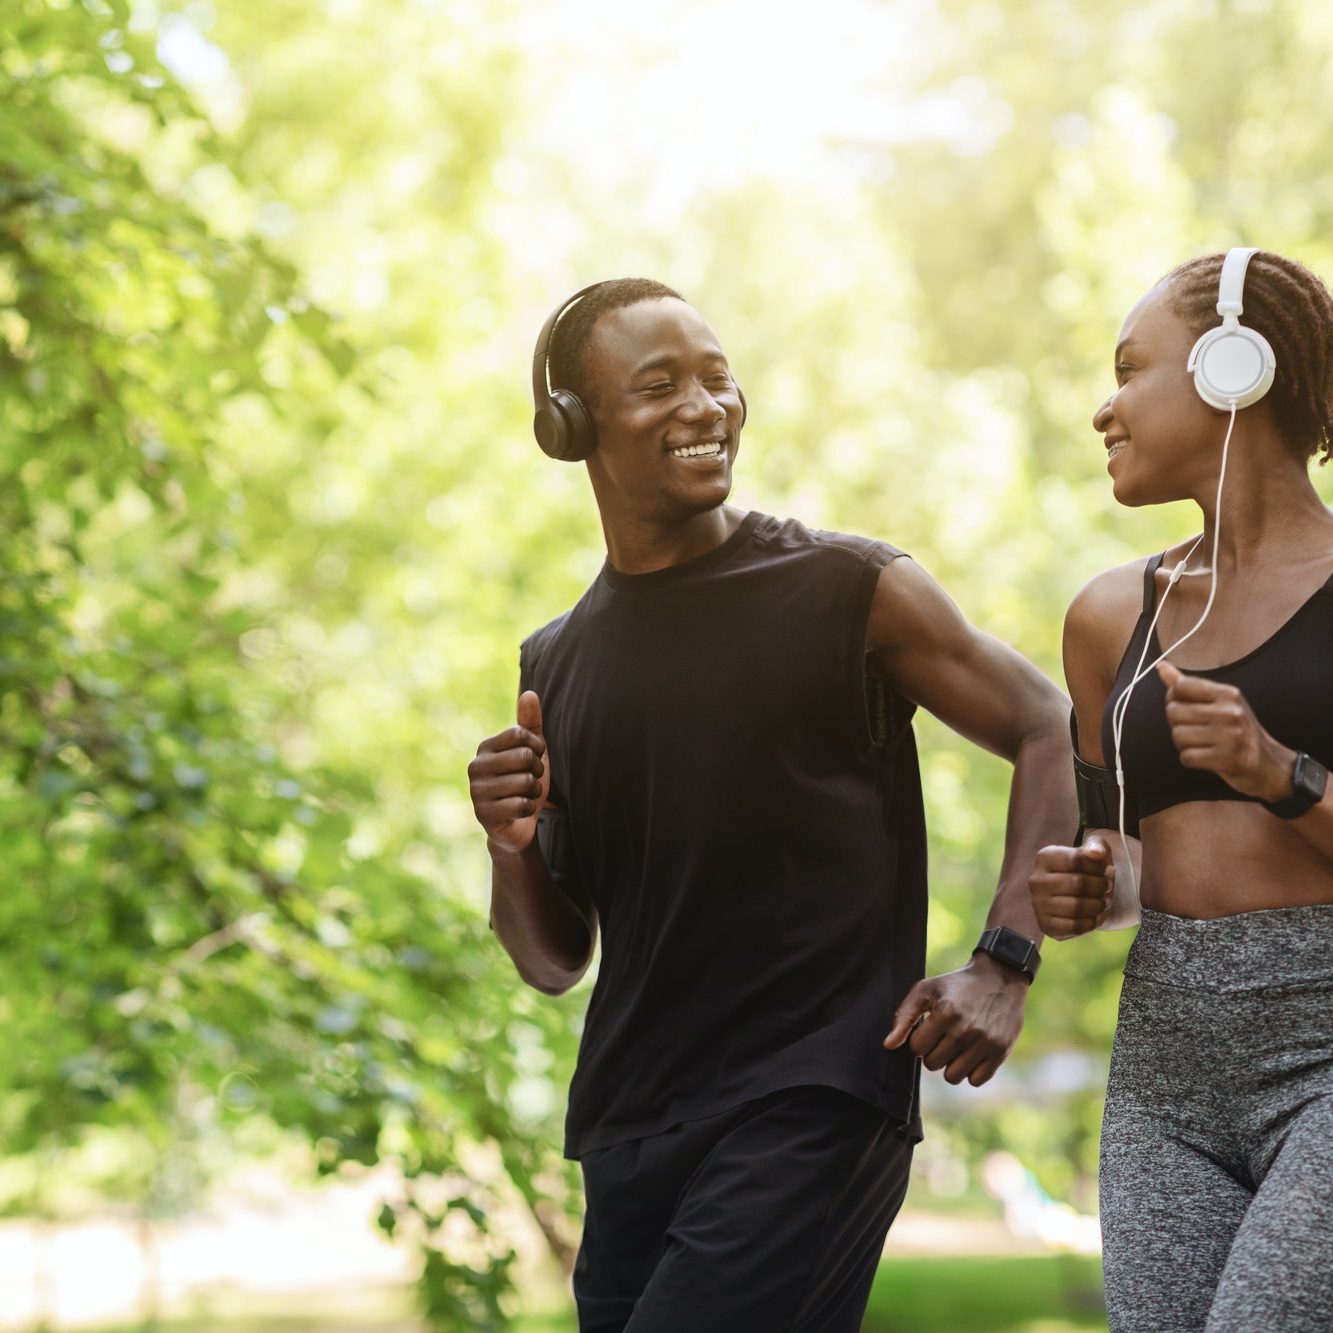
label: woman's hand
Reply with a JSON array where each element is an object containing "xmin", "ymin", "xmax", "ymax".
[
  {"xmin": 1029, "ymin": 836, "xmax": 1115, "ymax": 939},
  {"xmin": 1156, "ymin": 662, "xmax": 1294, "ymax": 802}
]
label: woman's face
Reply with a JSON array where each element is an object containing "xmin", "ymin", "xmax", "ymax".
[{"xmin": 1093, "ymin": 281, "xmax": 1222, "ymax": 507}]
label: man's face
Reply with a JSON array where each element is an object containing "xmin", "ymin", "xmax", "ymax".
[{"xmin": 582, "ymin": 297, "xmax": 744, "ymax": 525}]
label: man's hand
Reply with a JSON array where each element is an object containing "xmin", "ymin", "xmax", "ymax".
[
  {"xmin": 468, "ymin": 691, "xmax": 550, "ymax": 853},
  {"xmin": 882, "ymin": 955, "xmax": 1029, "ymax": 1087},
  {"xmin": 1029, "ymin": 836, "xmax": 1114, "ymax": 939},
  {"xmin": 1157, "ymin": 661, "xmax": 1294, "ymax": 801}
]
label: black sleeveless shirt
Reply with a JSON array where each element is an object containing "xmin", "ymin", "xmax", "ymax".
[
  {"xmin": 1103, "ymin": 552, "xmax": 1333, "ymax": 826},
  {"xmin": 520, "ymin": 512, "xmax": 927, "ymax": 1157}
]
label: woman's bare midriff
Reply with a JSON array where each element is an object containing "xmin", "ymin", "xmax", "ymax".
[{"xmin": 1139, "ymin": 801, "xmax": 1333, "ymax": 918}]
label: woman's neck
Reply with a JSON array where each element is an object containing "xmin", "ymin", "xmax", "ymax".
[{"xmin": 1191, "ymin": 450, "xmax": 1331, "ymax": 574}]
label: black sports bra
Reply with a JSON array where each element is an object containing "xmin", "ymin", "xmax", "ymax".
[{"xmin": 1101, "ymin": 552, "xmax": 1333, "ymax": 825}]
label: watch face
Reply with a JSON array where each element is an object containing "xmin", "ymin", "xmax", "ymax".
[
  {"xmin": 1295, "ymin": 754, "xmax": 1329, "ymax": 803},
  {"xmin": 980, "ymin": 927, "xmax": 1038, "ymax": 978}
]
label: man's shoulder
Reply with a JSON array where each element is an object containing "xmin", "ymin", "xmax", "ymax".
[
  {"xmin": 521, "ymin": 608, "xmax": 574, "ymax": 663},
  {"xmin": 518, "ymin": 571, "xmax": 612, "ymax": 680},
  {"xmin": 750, "ymin": 513, "xmax": 908, "ymax": 571}
]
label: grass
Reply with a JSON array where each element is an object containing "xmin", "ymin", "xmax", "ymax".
[
  {"xmin": 83, "ymin": 1254, "xmax": 1108, "ymax": 1332},
  {"xmin": 863, "ymin": 1253, "xmax": 1108, "ymax": 1332},
  {"xmin": 511, "ymin": 1252, "xmax": 1108, "ymax": 1332}
]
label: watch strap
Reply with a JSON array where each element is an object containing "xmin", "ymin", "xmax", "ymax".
[
  {"xmin": 1264, "ymin": 752, "xmax": 1328, "ymax": 819},
  {"xmin": 974, "ymin": 925, "xmax": 1041, "ymax": 981}
]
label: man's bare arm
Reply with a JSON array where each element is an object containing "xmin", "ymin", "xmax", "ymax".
[
  {"xmin": 870, "ymin": 556, "xmax": 1075, "ymax": 1086},
  {"xmin": 468, "ymin": 691, "xmax": 597, "ymax": 995},
  {"xmin": 868, "ymin": 556, "xmax": 1076, "ymax": 936}
]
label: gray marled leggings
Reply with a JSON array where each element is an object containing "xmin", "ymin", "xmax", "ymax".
[{"xmin": 1100, "ymin": 905, "xmax": 1333, "ymax": 1332}]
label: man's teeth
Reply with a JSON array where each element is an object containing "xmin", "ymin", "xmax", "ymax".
[{"xmin": 669, "ymin": 442, "xmax": 723, "ymax": 458}]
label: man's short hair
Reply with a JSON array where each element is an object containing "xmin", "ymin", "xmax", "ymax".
[{"xmin": 548, "ymin": 278, "xmax": 684, "ymax": 406}]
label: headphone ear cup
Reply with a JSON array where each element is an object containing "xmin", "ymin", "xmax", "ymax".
[
  {"xmin": 1187, "ymin": 324, "xmax": 1277, "ymax": 411},
  {"xmin": 534, "ymin": 388, "xmax": 597, "ymax": 461}
]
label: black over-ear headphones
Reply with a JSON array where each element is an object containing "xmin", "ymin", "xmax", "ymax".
[
  {"xmin": 532, "ymin": 282, "xmax": 604, "ymax": 462},
  {"xmin": 532, "ymin": 283, "xmax": 748, "ymax": 462}
]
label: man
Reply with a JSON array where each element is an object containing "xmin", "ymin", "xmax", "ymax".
[{"xmin": 467, "ymin": 278, "xmax": 1074, "ymax": 1331}]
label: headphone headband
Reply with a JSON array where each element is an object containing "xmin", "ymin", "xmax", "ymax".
[
  {"xmin": 531, "ymin": 282, "xmax": 604, "ymax": 412},
  {"xmin": 1216, "ymin": 246, "xmax": 1260, "ymax": 321},
  {"xmin": 531, "ymin": 282, "xmax": 605, "ymax": 462}
]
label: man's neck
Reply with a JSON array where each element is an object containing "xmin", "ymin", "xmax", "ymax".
[{"xmin": 602, "ymin": 505, "xmax": 746, "ymax": 575}]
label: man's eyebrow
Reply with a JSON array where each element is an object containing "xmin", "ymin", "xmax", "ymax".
[
  {"xmin": 630, "ymin": 354, "xmax": 677, "ymax": 377},
  {"xmin": 629, "ymin": 349, "xmax": 729, "ymax": 377},
  {"xmin": 1114, "ymin": 338, "xmax": 1138, "ymax": 359}
]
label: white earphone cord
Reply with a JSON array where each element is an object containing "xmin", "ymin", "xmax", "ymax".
[{"xmin": 1110, "ymin": 403, "xmax": 1238, "ymax": 900}]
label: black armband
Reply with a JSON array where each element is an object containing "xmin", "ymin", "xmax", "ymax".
[
  {"xmin": 535, "ymin": 806, "xmax": 594, "ymax": 932},
  {"xmin": 536, "ymin": 806, "xmax": 577, "ymax": 885},
  {"xmin": 1071, "ymin": 710, "xmax": 1138, "ymax": 843},
  {"xmin": 865, "ymin": 655, "xmax": 916, "ymax": 748}
]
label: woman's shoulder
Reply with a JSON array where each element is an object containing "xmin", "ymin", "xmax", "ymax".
[
  {"xmin": 1061, "ymin": 556, "xmax": 1163, "ymax": 762},
  {"xmin": 1065, "ymin": 554, "xmax": 1159, "ymax": 658}
]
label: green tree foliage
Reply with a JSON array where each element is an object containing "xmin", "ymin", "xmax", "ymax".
[{"xmin": 1, "ymin": 3, "xmax": 577, "ymax": 1325}]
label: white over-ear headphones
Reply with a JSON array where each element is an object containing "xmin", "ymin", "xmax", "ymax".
[{"xmin": 1185, "ymin": 246, "xmax": 1277, "ymax": 410}]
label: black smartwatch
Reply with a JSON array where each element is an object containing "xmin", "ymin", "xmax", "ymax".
[
  {"xmin": 973, "ymin": 926, "xmax": 1040, "ymax": 982},
  {"xmin": 1263, "ymin": 752, "xmax": 1328, "ymax": 820}
]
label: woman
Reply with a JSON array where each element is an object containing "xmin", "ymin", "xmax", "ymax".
[{"xmin": 1029, "ymin": 247, "xmax": 1333, "ymax": 1333}]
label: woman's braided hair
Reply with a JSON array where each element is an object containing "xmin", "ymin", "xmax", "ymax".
[{"xmin": 1164, "ymin": 250, "xmax": 1333, "ymax": 464}]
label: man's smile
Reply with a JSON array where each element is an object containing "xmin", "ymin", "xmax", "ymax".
[{"xmin": 666, "ymin": 438, "xmax": 726, "ymax": 459}]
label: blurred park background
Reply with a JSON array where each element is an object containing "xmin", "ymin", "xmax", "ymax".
[{"xmin": 4, "ymin": 0, "xmax": 1333, "ymax": 1328}]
